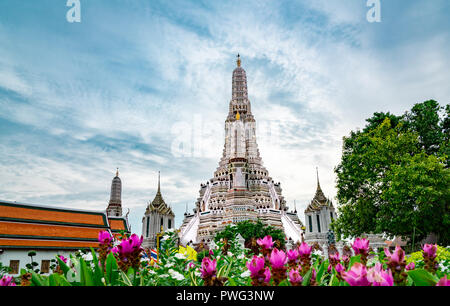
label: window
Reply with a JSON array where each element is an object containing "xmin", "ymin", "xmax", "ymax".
[
  {"xmin": 41, "ymin": 260, "xmax": 50, "ymax": 273},
  {"xmin": 330, "ymin": 212, "xmax": 334, "ymax": 220},
  {"xmin": 308, "ymin": 215, "xmax": 312, "ymax": 232},
  {"xmin": 9, "ymin": 260, "xmax": 19, "ymax": 274},
  {"xmin": 168, "ymin": 219, "xmax": 172, "ymax": 229},
  {"xmin": 317, "ymin": 215, "xmax": 321, "ymax": 233},
  {"xmin": 146, "ymin": 217, "xmax": 150, "ymax": 237},
  {"xmin": 160, "ymin": 217, "xmax": 164, "ymax": 229}
]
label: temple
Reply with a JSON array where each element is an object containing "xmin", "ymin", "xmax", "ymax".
[
  {"xmin": 303, "ymin": 168, "xmax": 336, "ymax": 245},
  {"xmin": 0, "ymin": 170, "xmax": 130, "ymax": 275},
  {"xmin": 106, "ymin": 168, "xmax": 123, "ymax": 217},
  {"xmin": 142, "ymin": 172, "xmax": 175, "ymax": 249},
  {"xmin": 179, "ymin": 55, "xmax": 304, "ymax": 245}
]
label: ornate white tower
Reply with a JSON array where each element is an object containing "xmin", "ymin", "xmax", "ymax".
[
  {"xmin": 179, "ymin": 55, "xmax": 303, "ymax": 245},
  {"xmin": 304, "ymin": 168, "xmax": 336, "ymax": 245},
  {"xmin": 142, "ymin": 172, "xmax": 175, "ymax": 249},
  {"xmin": 106, "ymin": 169, "xmax": 123, "ymax": 217}
]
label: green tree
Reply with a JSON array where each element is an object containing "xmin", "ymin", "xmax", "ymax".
[
  {"xmin": 439, "ymin": 104, "xmax": 450, "ymax": 167},
  {"xmin": 333, "ymin": 116, "xmax": 450, "ymax": 246},
  {"xmin": 214, "ymin": 220, "xmax": 285, "ymax": 247},
  {"xmin": 363, "ymin": 111, "xmax": 402, "ymax": 132},
  {"xmin": 379, "ymin": 152, "xmax": 449, "ymax": 246},
  {"xmin": 404, "ymin": 100, "xmax": 444, "ymax": 156}
]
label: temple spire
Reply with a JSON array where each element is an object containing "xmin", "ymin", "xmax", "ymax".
[
  {"xmin": 107, "ymin": 168, "xmax": 122, "ymax": 217},
  {"xmin": 236, "ymin": 53, "xmax": 241, "ymax": 67},
  {"xmin": 316, "ymin": 167, "xmax": 321, "ymax": 189},
  {"xmin": 157, "ymin": 171, "xmax": 161, "ymax": 194}
]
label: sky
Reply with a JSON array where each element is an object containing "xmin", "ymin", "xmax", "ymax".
[{"xmin": 0, "ymin": 0, "xmax": 449, "ymax": 235}]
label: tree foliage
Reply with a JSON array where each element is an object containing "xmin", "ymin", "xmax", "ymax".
[
  {"xmin": 333, "ymin": 100, "xmax": 450, "ymax": 246},
  {"xmin": 214, "ymin": 220, "xmax": 286, "ymax": 247}
]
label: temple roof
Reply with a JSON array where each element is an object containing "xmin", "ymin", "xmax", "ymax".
[
  {"xmin": 305, "ymin": 168, "xmax": 334, "ymax": 213},
  {"xmin": 145, "ymin": 172, "xmax": 175, "ymax": 216},
  {"xmin": 0, "ymin": 200, "xmax": 129, "ymax": 250}
]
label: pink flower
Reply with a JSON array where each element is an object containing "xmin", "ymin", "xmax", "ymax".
[
  {"xmin": 342, "ymin": 255, "xmax": 350, "ymax": 263},
  {"xmin": 263, "ymin": 267, "xmax": 271, "ymax": 284},
  {"xmin": 327, "ymin": 265, "xmax": 332, "ymax": 273},
  {"xmin": 367, "ymin": 263, "xmax": 394, "ymax": 286},
  {"xmin": 59, "ymin": 255, "xmax": 68, "ymax": 263},
  {"xmin": 287, "ymin": 249, "xmax": 299, "ymax": 262},
  {"xmin": 289, "ymin": 268, "xmax": 303, "ymax": 285},
  {"xmin": 118, "ymin": 234, "xmax": 143, "ymax": 256},
  {"xmin": 329, "ymin": 252, "xmax": 340, "ymax": 262},
  {"xmin": 200, "ymin": 257, "xmax": 217, "ymax": 278},
  {"xmin": 343, "ymin": 262, "xmax": 371, "ymax": 286},
  {"xmin": 335, "ymin": 263, "xmax": 345, "ymax": 273},
  {"xmin": 298, "ymin": 242, "xmax": 312, "ymax": 257},
  {"xmin": 385, "ymin": 246, "xmax": 405, "ymax": 267},
  {"xmin": 405, "ymin": 262, "xmax": 415, "ymax": 271},
  {"xmin": 257, "ymin": 236, "xmax": 274, "ymax": 250},
  {"xmin": 422, "ymin": 244, "xmax": 437, "ymax": 260},
  {"xmin": 111, "ymin": 247, "xmax": 119, "ymax": 254},
  {"xmin": 0, "ymin": 276, "xmax": 16, "ymax": 286},
  {"xmin": 312, "ymin": 268, "xmax": 317, "ymax": 280},
  {"xmin": 436, "ymin": 275, "xmax": 450, "ymax": 286},
  {"xmin": 98, "ymin": 230, "xmax": 112, "ymax": 244},
  {"xmin": 246, "ymin": 256, "xmax": 265, "ymax": 278},
  {"xmin": 352, "ymin": 238, "xmax": 369, "ymax": 255},
  {"xmin": 269, "ymin": 248, "xmax": 287, "ymax": 269},
  {"xmin": 129, "ymin": 234, "xmax": 143, "ymax": 249}
]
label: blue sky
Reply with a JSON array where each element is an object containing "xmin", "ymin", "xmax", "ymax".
[{"xmin": 0, "ymin": 0, "xmax": 449, "ymax": 235}]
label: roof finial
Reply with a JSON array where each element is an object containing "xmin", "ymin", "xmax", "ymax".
[
  {"xmin": 294, "ymin": 200, "xmax": 297, "ymax": 213},
  {"xmin": 158, "ymin": 171, "xmax": 161, "ymax": 193},
  {"xmin": 236, "ymin": 53, "xmax": 241, "ymax": 67},
  {"xmin": 316, "ymin": 166, "xmax": 320, "ymax": 188},
  {"xmin": 116, "ymin": 168, "xmax": 119, "ymax": 177}
]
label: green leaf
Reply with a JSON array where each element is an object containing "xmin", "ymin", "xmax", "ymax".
[
  {"xmin": 316, "ymin": 259, "xmax": 327, "ymax": 284},
  {"xmin": 228, "ymin": 278, "xmax": 237, "ymax": 286},
  {"xmin": 301, "ymin": 269, "xmax": 312, "ymax": 286},
  {"xmin": 189, "ymin": 270, "xmax": 198, "ymax": 286},
  {"xmin": 217, "ymin": 264, "xmax": 227, "ymax": 278},
  {"xmin": 329, "ymin": 273, "xmax": 340, "ymax": 286},
  {"xmin": 406, "ymin": 275, "xmax": 414, "ymax": 286},
  {"xmin": 80, "ymin": 258, "xmax": 94, "ymax": 286},
  {"xmin": 407, "ymin": 269, "xmax": 439, "ymax": 286},
  {"xmin": 30, "ymin": 271, "xmax": 44, "ymax": 286},
  {"xmin": 126, "ymin": 267, "xmax": 135, "ymax": 285},
  {"xmin": 348, "ymin": 255, "xmax": 361, "ymax": 270},
  {"xmin": 224, "ymin": 259, "xmax": 234, "ymax": 277},
  {"xmin": 119, "ymin": 270, "xmax": 133, "ymax": 286},
  {"xmin": 89, "ymin": 247, "xmax": 104, "ymax": 286},
  {"xmin": 105, "ymin": 252, "xmax": 119, "ymax": 285},
  {"xmin": 56, "ymin": 255, "xmax": 70, "ymax": 275},
  {"xmin": 48, "ymin": 273, "xmax": 72, "ymax": 286}
]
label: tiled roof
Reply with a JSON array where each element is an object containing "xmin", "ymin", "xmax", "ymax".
[
  {"xmin": 145, "ymin": 173, "xmax": 175, "ymax": 216},
  {"xmin": 304, "ymin": 182, "xmax": 334, "ymax": 214},
  {"xmin": 108, "ymin": 217, "xmax": 129, "ymax": 233},
  {"xmin": 0, "ymin": 200, "xmax": 129, "ymax": 250}
]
